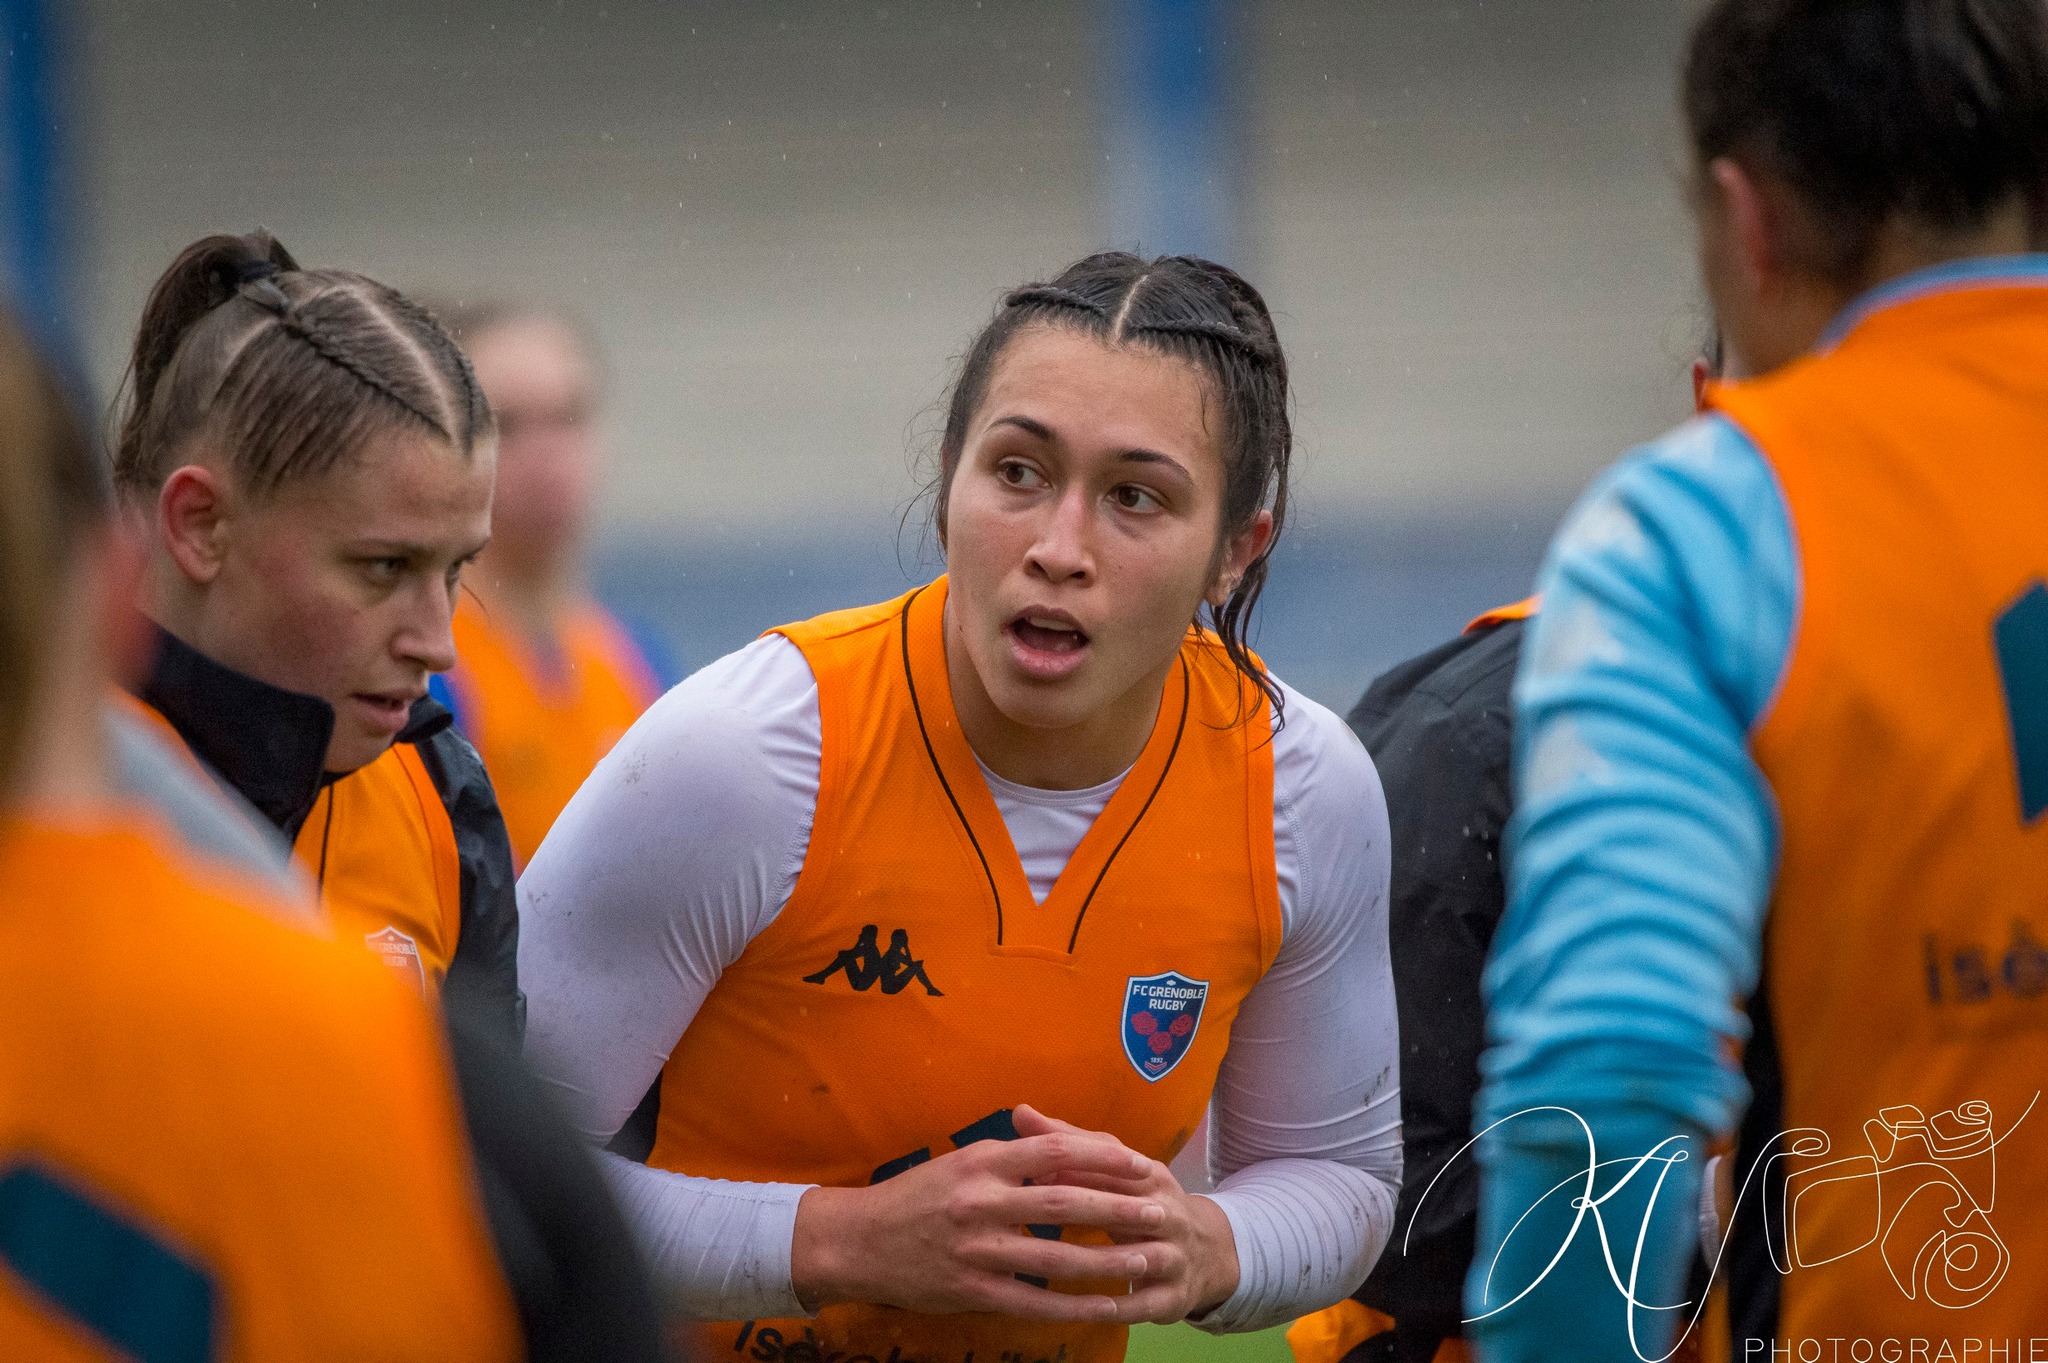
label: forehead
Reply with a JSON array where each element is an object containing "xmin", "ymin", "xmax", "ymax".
[
  {"xmin": 979, "ymin": 325, "xmax": 1217, "ymax": 462},
  {"xmin": 267, "ymin": 429, "xmax": 494, "ymax": 539}
]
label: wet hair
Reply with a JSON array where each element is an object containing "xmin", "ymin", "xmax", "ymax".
[
  {"xmin": 932, "ymin": 251, "xmax": 1291, "ymax": 718},
  {"xmin": 1685, "ymin": 0, "xmax": 2048, "ymax": 280},
  {"xmin": 0, "ymin": 309, "xmax": 106, "ymax": 794},
  {"xmin": 113, "ymin": 229, "xmax": 490, "ymax": 498}
]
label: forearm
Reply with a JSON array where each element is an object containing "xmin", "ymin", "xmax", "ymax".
[
  {"xmin": 600, "ymin": 1154, "xmax": 814, "ymax": 1320},
  {"xmin": 1194, "ymin": 1156, "xmax": 1398, "ymax": 1333},
  {"xmin": 1466, "ymin": 1104, "xmax": 1707, "ymax": 1363}
]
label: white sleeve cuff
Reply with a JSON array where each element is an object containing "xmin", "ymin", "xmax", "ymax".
[
  {"xmin": 599, "ymin": 1153, "xmax": 816, "ymax": 1321},
  {"xmin": 1191, "ymin": 1158, "xmax": 1398, "ymax": 1334}
]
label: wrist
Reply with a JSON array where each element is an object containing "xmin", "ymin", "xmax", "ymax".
[
  {"xmin": 1186, "ymin": 1193, "xmax": 1242, "ymax": 1315},
  {"xmin": 789, "ymin": 1184, "xmax": 860, "ymax": 1312}
]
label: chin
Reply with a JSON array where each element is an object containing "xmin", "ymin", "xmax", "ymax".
[
  {"xmin": 986, "ymin": 676, "xmax": 1100, "ymax": 734},
  {"xmin": 323, "ymin": 734, "xmax": 393, "ymax": 776}
]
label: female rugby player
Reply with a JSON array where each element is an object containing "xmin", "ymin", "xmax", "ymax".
[
  {"xmin": 1473, "ymin": 0, "xmax": 2048, "ymax": 1356},
  {"xmin": 0, "ymin": 304, "xmax": 519, "ymax": 1357},
  {"xmin": 520, "ymin": 253, "xmax": 1402, "ymax": 1361},
  {"xmin": 112, "ymin": 231, "xmax": 520, "ymax": 1035}
]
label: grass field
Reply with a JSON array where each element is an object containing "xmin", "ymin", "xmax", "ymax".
[{"xmin": 1125, "ymin": 1323, "xmax": 1292, "ymax": 1361}]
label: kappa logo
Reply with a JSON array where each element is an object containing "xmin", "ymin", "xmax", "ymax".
[
  {"xmin": 1121, "ymin": 971, "xmax": 1209, "ymax": 1082},
  {"xmin": 803, "ymin": 924, "xmax": 943, "ymax": 996},
  {"xmin": 364, "ymin": 925, "xmax": 426, "ymax": 993}
]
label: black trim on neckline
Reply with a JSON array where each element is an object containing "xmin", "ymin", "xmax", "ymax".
[
  {"xmin": 898, "ymin": 588, "xmax": 1193, "ymax": 955},
  {"xmin": 135, "ymin": 626, "xmax": 452, "ymax": 840},
  {"xmin": 1066, "ymin": 655, "xmax": 1189, "ymax": 953},
  {"xmin": 900, "ymin": 588, "xmax": 1007, "ymax": 944}
]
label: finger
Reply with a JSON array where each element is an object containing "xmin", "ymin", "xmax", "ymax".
[
  {"xmin": 953, "ymin": 1274, "xmax": 1124, "ymax": 1323},
  {"xmin": 1113, "ymin": 1238, "xmax": 1190, "ymax": 1283},
  {"xmin": 1106, "ymin": 1279, "xmax": 1198, "ymax": 1326},
  {"xmin": 974, "ymin": 1183, "xmax": 1169, "ymax": 1238},
  {"xmin": 1013, "ymin": 1103, "xmax": 1094, "ymax": 1139},
  {"xmin": 1036, "ymin": 1165, "xmax": 1176, "ymax": 1197},
  {"xmin": 985, "ymin": 1130, "xmax": 1150, "ymax": 1183},
  {"xmin": 956, "ymin": 1231, "xmax": 1151, "ymax": 1283}
]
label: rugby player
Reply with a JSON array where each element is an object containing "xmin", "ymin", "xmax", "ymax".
[
  {"xmin": 519, "ymin": 252, "xmax": 1404, "ymax": 1360},
  {"xmin": 110, "ymin": 230, "xmax": 520, "ymax": 1035},
  {"xmin": 1472, "ymin": 0, "xmax": 2048, "ymax": 1354}
]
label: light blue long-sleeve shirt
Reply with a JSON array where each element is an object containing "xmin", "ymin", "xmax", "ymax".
[{"xmin": 1468, "ymin": 255, "xmax": 2048, "ymax": 1359}]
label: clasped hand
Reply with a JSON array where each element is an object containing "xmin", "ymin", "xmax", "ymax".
[{"xmin": 789, "ymin": 1104, "xmax": 1239, "ymax": 1325}]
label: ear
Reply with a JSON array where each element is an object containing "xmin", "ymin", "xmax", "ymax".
[
  {"xmin": 1708, "ymin": 157, "xmax": 1777, "ymax": 301},
  {"xmin": 1206, "ymin": 508, "xmax": 1275, "ymax": 609},
  {"xmin": 1691, "ymin": 356, "xmax": 1716, "ymax": 415},
  {"xmin": 156, "ymin": 465, "xmax": 234, "ymax": 587}
]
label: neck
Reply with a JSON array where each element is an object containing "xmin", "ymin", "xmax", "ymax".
[
  {"xmin": 943, "ymin": 600, "xmax": 1166, "ymax": 791},
  {"xmin": 1752, "ymin": 204, "xmax": 2038, "ymax": 373}
]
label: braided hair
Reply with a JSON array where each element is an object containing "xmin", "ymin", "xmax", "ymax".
[
  {"xmin": 934, "ymin": 251, "xmax": 1292, "ymax": 722},
  {"xmin": 113, "ymin": 230, "xmax": 489, "ymax": 498}
]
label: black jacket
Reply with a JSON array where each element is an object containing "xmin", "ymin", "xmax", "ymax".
[
  {"xmin": 137, "ymin": 629, "xmax": 524, "ymax": 1042},
  {"xmin": 1344, "ymin": 617, "xmax": 1524, "ymax": 1358}
]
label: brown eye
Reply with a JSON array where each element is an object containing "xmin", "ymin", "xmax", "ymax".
[
  {"xmin": 1112, "ymin": 485, "xmax": 1163, "ymax": 513},
  {"xmin": 996, "ymin": 459, "xmax": 1046, "ymax": 488}
]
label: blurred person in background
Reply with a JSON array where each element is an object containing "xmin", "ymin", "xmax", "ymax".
[
  {"xmin": 1473, "ymin": 0, "xmax": 2048, "ymax": 1356},
  {"xmin": 519, "ymin": 252, "xmax": 1402, "ymax": 1361},
  {"xmin": 110, "ymin": 230, "xmax": 521, "ymax": 1038},
  {"xmin": 430, "ymin": 302, "xmax": 668, "ymax": 870},
  {"xmin": 0, "ymin": 302, "xmax": 521, "ymax": 1361},
  {"xmin": 1287, "ymin": 332, "xmax": 1740, "ymax": 1363}
]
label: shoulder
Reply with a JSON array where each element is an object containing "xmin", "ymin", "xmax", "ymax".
[
  {"xmin": 1272, "ymin": 680, "xmax": 1385, "ymax": 825},
  {"xmin": 107, "ymin": 704, "xmax": 309, "ymax": 909},
  {"xmin": 1548, "ymin": 414, "xmax": 1789, "ymax": 597},
  {"xmin": 1351, "ymin": 620, "xmax": 1522, "ymax": 753},
  {"xmin": 533, "ymin": 633, "xmax": 820, "ymax": 846},
  {"xmin": 1530, "ymin": 415, "xmax": 1796, "ymax": 729}
]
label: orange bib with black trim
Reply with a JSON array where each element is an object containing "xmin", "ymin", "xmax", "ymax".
[
  {"xmin": 293, "ymin": 744, "xmax": 463, "ymax": 995},
  {"xmin": 1711, "ymin": 280, "xmax": 2048, "ymax": 1341},
  {"xmin": 655, "ymin": 578, "xmax": 1283, "ymax": 1363},
  {"xmin": 120, "ymin": 694, "xmax": 462, "ymax": 996},
  {"xmin": 448, "ymin": 595, "xmax": 659, "ymax": 868}
]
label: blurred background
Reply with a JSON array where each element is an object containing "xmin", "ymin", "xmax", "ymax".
[{"xmin": 10, "ymin": 0, "xmax": 1703, "ymax": 708}]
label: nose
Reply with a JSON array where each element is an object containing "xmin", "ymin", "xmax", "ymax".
[
  {"xmin": 394, "ymin": 576, "xmax": 460, "ymax": 676},
  {"xmin": 1024, "ymin": 484, "xmax": 1095, "ymax": 586}
]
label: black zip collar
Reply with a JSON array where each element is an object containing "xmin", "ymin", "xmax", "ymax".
[{"xmin": 135, "ymin": 626, "xmax": 452, "ymax": 840}]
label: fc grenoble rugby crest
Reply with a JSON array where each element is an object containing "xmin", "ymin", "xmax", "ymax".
[
  {"xmin": 365, "ymin": 925, "xmax": 426, "ymax": 993},
  {"xmin": 1121, "ymin": 971, "xmax": 1209, "ymax": 1082}
]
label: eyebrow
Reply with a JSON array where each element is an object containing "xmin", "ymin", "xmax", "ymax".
[
  {"xmin": 987, "ymin": 415, "xmax": 1196, "ymax": 487},
  {"xmin": 347, "ymin": 536, "xmax": 491, "ymax": 560}
]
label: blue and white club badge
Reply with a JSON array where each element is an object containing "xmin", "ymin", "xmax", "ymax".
[{"xmin": 1121, "ymin": 971, "xmax": 1211, "ymax": 1082}]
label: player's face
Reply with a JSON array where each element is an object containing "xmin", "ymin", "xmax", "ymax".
[
  {"xmin": 942, "ymin": 326, "xmax": 1256, "ymax": 746},
  {"xmin": 465, "ymin": 317, "xmax": 599, "ymax": 576},
  {"xmin": 190, "ymin": 431, "xmax": 494, "ymax": 773}
]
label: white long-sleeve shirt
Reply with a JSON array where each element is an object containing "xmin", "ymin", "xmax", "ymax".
[{"xmin": 518, "ymin": 633, "xmax": 1402, "ymax": 1332}]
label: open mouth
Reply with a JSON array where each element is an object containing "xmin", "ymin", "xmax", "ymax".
[
  {"xmin": 1006, "ymin": 611, "xmax": 1091, "ymax": 677},
  {"xmin": 353, "ymin": 692, "xmax": 420, "ymax": 728}
]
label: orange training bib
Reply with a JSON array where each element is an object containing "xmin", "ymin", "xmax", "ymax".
[{"xmin": 655, "ymin": 578, "xmax": 1283, "ymax": 1363}]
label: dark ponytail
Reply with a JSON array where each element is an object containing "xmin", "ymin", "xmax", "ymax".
[
  {"xmin": 933, "ymin": 252, "xmax": 1292, "ymax": 723},
  {"xmin": 1685, "ymin": 0, "xmax": 2048, "ymax": 280},
  {"xmin": 114, "ymin": 229, "xmax": 490, "ymax": 498}
]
